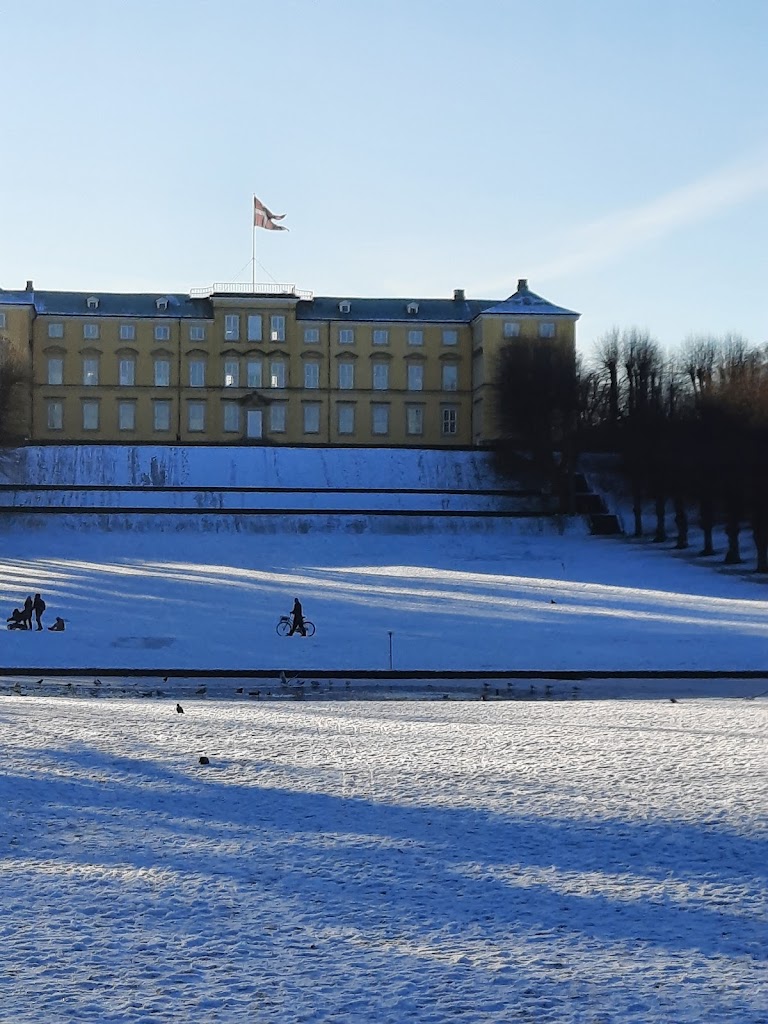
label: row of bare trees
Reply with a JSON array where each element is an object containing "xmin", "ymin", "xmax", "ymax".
[{"xmin": 494, "ymin": 329, "xmax": 768, "ymax": 571}]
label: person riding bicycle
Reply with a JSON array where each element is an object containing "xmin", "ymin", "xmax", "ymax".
[{"xmin": 288, "ymin": 597, "xmax": 306, "ymax": 637}]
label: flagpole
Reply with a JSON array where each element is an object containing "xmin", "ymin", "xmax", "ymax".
[{"xmin": 251, "ymin": 196, "xmax": 256, "ymax": 291}]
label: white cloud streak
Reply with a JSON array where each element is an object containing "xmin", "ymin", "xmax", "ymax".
[{"xmin": 520, "ymin": 152, "xmax": 768, "ymax": 285}]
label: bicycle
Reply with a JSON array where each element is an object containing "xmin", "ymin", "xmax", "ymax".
[{"xmin": 276, "ymin": 615, "xmax": 316, "ymax": 637}]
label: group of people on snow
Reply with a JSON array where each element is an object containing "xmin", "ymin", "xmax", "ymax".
[{"xmin": 7, "ymin": 594, "xmax": 64, "ymax": 632}]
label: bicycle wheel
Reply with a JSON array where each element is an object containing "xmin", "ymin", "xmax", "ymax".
[
  {"xmin": 276, "ymin": 618, "xmax": 291, "ymax": 637},
  {"xmin": 304, "ymin": 620, "xmax": 316, "ymax": 637}
]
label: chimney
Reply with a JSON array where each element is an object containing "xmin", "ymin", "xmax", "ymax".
[
  {"xmin": 25, "ymin": 280, "xmax": 34, "ymax": 291},
  {"xmin": 517, "ymin": 278, "xmax": 528, "ymax": 293},
  {"xmin": 453, "ymin": 288, "xmax": 465, "ymax": 302}
]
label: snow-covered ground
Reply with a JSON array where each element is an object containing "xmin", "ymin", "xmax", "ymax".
[
  {"xmin": 1, "ymin": 696, "xmax": 766, "ymax": 1023},
  {"xmin": 0, "ymin": 517, "xmax": 766, "ymax": 677},
  {"xmin": 2, "ymin": 474, "xmax": 768, "ymax": 1022}
]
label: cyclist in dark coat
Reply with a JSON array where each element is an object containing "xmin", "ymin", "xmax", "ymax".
[{"xmin": 288, "ymin": 597, "xmax": 306, "ymax": 637}]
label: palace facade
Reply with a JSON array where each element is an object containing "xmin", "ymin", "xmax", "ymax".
[{"xmin": 0, "ymin": 278, "xmax": 579, "ymax": 447}]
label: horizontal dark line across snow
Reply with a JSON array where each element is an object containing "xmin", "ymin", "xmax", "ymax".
[
  {"xmin": 0, "ymin": 485, "xmax": 538, "ymax": 496},
  {"xmin": 0, "ymin": 668, "xmax": 765, "ymax": 680},
  {"xmin": 0, "ymin": 507, "xmax": 539, "ymax": 518}
]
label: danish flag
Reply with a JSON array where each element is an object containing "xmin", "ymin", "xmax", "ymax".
[{"xmin": 253, "ymin": 196, "xmax": 288, "ymax": 231}]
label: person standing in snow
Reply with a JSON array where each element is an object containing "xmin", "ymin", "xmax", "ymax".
[
  {"xmin": 32, "ymin": 594, "xmax": 46, "ymax": 631},
  {"xmin": 288, "ymin": 597, "xmax": 306, "ymax": 636},
  {"xmin": 22, "ymin": 595, "xmax": 34, "ymax": 631}
]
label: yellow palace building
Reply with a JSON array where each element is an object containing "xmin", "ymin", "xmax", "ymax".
[{"xmin": 0, "ymin": 278, "xmax": 578, "ymax": 447}]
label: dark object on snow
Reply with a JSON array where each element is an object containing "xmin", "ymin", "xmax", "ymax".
[
  {"xmin": 7, "ymin": 608, "xmax": 27, "ymax": 630},
  {"xmin": 176, "ymin": 703, "xmax": 184, "ymax": 714},
  {"xmin": 669, "ymin": 697, "xmax": 679, "ymax": 704},
  {"xmin": 32, "ymin": 594, "xmax": 46, "ymax": 631},
  {"xmin": 199, "ymin": 755, "xmax": 209, "ymax": 765},
  {"xmin": 288, "ymin": 597, "xmax": 306, "ymax": 637},
  {"xmin": 23, "ymin": 596, "xmax": 34, "ymax": 631},
  {"xmin": 48, "ymin": 617, "xmax": 65, "ymax": 632}
]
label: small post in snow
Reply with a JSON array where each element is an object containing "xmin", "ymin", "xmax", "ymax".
[{"xmin": 388, "ymin": 631, "xmax": 394, "ymax": 670}]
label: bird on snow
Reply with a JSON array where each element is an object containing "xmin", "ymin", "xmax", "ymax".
[{"xmin": 176, "ymin": 703, "xmax": 184, "ymax": 714}]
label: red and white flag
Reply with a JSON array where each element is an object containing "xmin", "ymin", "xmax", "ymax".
[{"xmin": 253, "ymin": 196, "xmax": 288, "ymax": 231}]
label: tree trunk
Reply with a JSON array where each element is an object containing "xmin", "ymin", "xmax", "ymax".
[
  {"xmin": 724, "ymin": 499, "xmax": 743, "ymax": 564},
  {"xmin": 754, "ymin": 518, "xmax": 768, "ymax": 573},
  {"xmin": 752, "ymin": 493, "xmax": 768, "ymax": 573},
  {"xmin": 632, "ymin": 481, "xmax": 643, "ymax": 538},
  {"xmin": 674, "ymin": 497, "xmax": 689, "ymax": 549},
  {"xmin": 699, "ymin": 494, "xmax": 715, "ymax": 556},
  {"xmin": 653, "ymin": 494, "xmax": 666, "ymax": 542}
]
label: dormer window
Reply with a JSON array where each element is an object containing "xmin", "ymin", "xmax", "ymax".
[
  {"xmin": 406, "ymin": 302, "xmax": 419, "ymax": 315},
  {"xmin": 339, "ymin": 300, "xmax": 351, "ymax": 314},
  {"xmin": 155, "ymin": 297, "xmax": 169, "ymax": 311},
  {"xmin": 86, "ymin": 296, "xmax": 99, "ymax": 310}
]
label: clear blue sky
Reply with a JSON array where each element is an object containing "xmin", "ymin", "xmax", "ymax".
[{"xmin": 2, "ymin": 0, "xmax": 766, "ymax": 353}]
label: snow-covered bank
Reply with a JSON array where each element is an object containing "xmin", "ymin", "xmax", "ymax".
[{"xmin": 0, "ymin": 445, "xmax": 513, "ymax": 490}]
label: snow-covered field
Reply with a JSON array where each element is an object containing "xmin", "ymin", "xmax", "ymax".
[
  {"xmin": 1, "ymin": 696, "xmax": 766, "ymax": 1023},
  {"xmin": 2, "ymin": 497, "xmax": 768, "ymax": 1022},
  {"xmin": 0, "ymin": 517, "xmax": 766, "ymax": 677}
]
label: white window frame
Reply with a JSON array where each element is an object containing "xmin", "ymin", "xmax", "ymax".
[
  {"xmin": 441, "ymin": 363, "xmax": 459, "ymax": 391},
  {"xmin": 82, "ymin": 400, "xmax": 99, "ymax": 431},
  {"xmin": 372, "ymin": 403, "xmax": 389, "ymax": 436},
  {"xmin": 223, "ymin": 401, "xmax": 240, "ymax": 432},
  {"xmin": 407, "ymin": 363, "xmax": 424, "ymax": 391},
  {"xmin": 503, "ymin": 322, "xmax": 520, "ymax": 338},
  {"xmin": 269, "ymin": 402, "xmax": 286, "ymax": 432},
  {"xmin": 189, "ymin": 325, "xmax": 206, "ymax": 342},
  {"xmin": 119, "ymin": 324, "xmax": 136, "ymax": 341},
  {"xmin": 154, "ymin": 324, "xmax": 170, "ymax": 342},
  {"xmin": 338, "ymin": 361, "xmax": 355, "ymax": 390},
  {"xmin": 119, "ymin": 357, "xmax": 136, "ymax": 387},
  {"xmin": 246, "ymin": 359, "xmax": 262, "ymax": 388},
  {"xmin": 372, "ymin": 329, "xmax": 389, "ymax": 346},
  {"xmin": 304, "ymin": 327, "xmax": 319, "ymax": 345},
  {"xmin": 189, "ymin": 359, "xmax": 206, "ymax": 388},
  {"xmin": 224, "ymin": 359, "xmax": 240, "ymax": 387},
  {"xmin": 338, "ymin": 328, "xmax": 355, "ymax": 345},
  {"xmin": 82, "ymin": 357, "xmax": 99, "ymax": 386},
  {"xmin": 47, "ymin": 400, "xmax": 63, "ymax": 431},
  {"xmin": 270, "ymin": 360, "xmax": 286, "ymax": 388},
  {"xmin": 247, "ymin": 315, "xmax": 262, "ymax": 342},
  {"xmin": 441, "ymin": 405, "xmax": 458, "ymax": 435},
  {"xmin": 303, "ymin": 402, "xmax": 321, "ymax": 434},
  {"xmin": 337, "ymin": 403, "xmax": 355, "ymax": 435},
  {"xmin": 118, "ymin": 401, "xmax": 136, "ymax": 431},
  {"xmin": 372, "ymin": 362, "xmax": 389, "ymax": 391},
  {"xmin": 270, "ymin": 315, "xmax": 286, "ymax": 342},
  {"xmin": 83, "ymin": 323, "xmax": 100, "ymax": 340},
  {"xmin": 304, "ymin": 362, "xmax": 320, "ymax": 389},
  {"xmin": 406, "ymin": 405, "xmax": 424, "ymax": 436},
  {"xmin": 47, "ymin": 323, "xmax": 64, "ymax": 339},
  {"xmin": 224, "ymin": 314, "xmax": 240, "ymax": 341},
  {"xmin": 154, "ymin": 358, "xmax": 170, "ymax": 387},
  {"xmin": 407, "ymin": 329, "xmax": 423, "ymax": 347},
  {"xmin": 153, "ymin": 400, "xmax": 171, "ymax": 432},
  {"xmin": 442, "ymin": 329, "xmax": 458, "ymax": 346},
  {"xmin": 187, "ymin": 401, "xmax": 206, "ymax": 432},
  {"xmin": 47, "ymin": 356, "xmax": 63, "ymax": 386}
]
